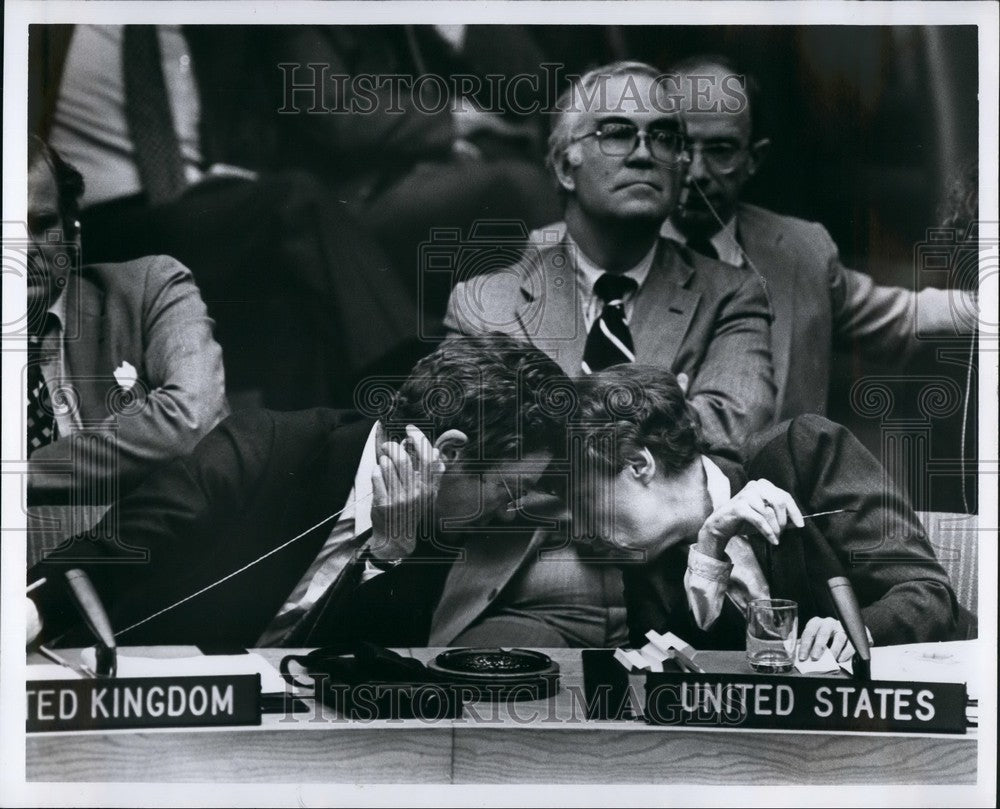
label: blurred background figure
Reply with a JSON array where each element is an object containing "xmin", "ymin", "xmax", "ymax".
[
  {"xmin": 271, "ymin": 25, "xmax": 562, "ymax": 323},
  {"xmin": 26, "ymin": 136, "xmax": 228, "ymax": 505},
  {"xmin": 662, "ymin": 53, "xmax": 977, "ymax": 423},
  {"xmin": 31, "ymin": 24, "xmax": 420, "ymax": 409}
]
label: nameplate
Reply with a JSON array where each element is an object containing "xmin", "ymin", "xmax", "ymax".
[
  {"xmin": 26, "ymin": 675, "xmax": 261, "ymax": 732},
  {"xmin": 643, "ymin": 673, "xmax": 968, "ymax": 734}
]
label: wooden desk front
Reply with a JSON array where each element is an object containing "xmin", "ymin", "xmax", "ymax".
[{"xmin": 26, "ymin": 647, "xmax": 976, "ymax": 784}]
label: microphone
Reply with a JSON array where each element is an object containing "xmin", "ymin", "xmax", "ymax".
[
  {"xmin": 64, "ymin": 569, "xmax": 117, "ymax": 678},
  {"xmin": 827, "ymin": 576, "xmax": 872, "ymax": 681}
]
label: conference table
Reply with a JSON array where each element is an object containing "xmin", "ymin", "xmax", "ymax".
[{"xmin": 26, "ymin": 644, "xmax": 977, "ymax": 785}]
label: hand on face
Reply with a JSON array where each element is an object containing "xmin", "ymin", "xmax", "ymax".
[
  {"xmin": 696, "ymin": 479, "xmax": 804, "ymax": 559},
  {"xmin": 369, "ymin": 423, "xmax": 446, "ymax": 561}
]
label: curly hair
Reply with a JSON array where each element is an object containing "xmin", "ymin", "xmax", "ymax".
[
  {"xmin": 383, "ymin": 335, "xmax": 572, "ymax": 462},
  {"xmin": 574, "ymin": 364, "xmax": 704, "ymax": 477}
]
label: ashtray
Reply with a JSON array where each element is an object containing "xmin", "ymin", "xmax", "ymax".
[{"xmin": 426, "ymin": 648, "xmax": 560, "ymax": 701}]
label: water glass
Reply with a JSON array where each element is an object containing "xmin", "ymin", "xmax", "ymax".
[{"xmin": 746, "ymin": 598, "xmax": 798, "ymax": 673}]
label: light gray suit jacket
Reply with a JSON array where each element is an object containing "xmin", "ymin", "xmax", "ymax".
[
  {"xmin": 444, "ymin": 231, "xmax": 776, "ymax": 451},
  {"xmin": 27, "ymin": 255, "xmax": 229, "ymax": 503},
  {"xmin": 737, "ymin": 203, "xmax": 974, "ymax": 420}
]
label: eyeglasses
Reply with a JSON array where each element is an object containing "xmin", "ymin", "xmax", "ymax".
[
  {"xmin": 684, "ymin": 140, "xmax": 748, "ymax": 175},
  {"xmin": 571, "ymin": 122, "xmax": 688, "ymax": 165}
]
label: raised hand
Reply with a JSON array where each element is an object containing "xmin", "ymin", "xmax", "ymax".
[
  {"xmin": 369, "ymin": 423, "xmax": 446, "ymax": 561},
  {"xmin": 696, "ymin": 479, "xmax": 805, "ymax": 559}
]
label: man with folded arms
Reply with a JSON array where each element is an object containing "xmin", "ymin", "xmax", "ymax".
[
  {"xmin": 25, "ymin": 136, "xmax": 228, "ymax": 505},
  {"xmin": 572, "ymin": 364, "xmax": 972, "ymax": 661}
]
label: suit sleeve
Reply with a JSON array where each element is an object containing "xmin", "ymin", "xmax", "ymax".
[
  {"xmin": 824, "ymin": 223, "xmax": 975, "ymax": 356},
  {"xmin": 274, "ymin": 27, "xmax": 455, "ymax": 169},
  {"xmin": 687, "ymin": 273, "xmax": 776, "ymax": 450},
  {"xmin": 779, "ymin": 414, "xmax": 961, "ymax": 645},
  {"xmin": 28, "ymin": 410, "xmax": 275, "ymax": 643},
  {"xmin": 28, "ymin": 256, "xmax": 229, "ymax": 502}
]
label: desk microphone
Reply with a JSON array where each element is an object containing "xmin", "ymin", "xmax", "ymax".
[
  {"xmin": 795, "ymin": 517, "xmax": 873, "ymax": 681},
  {"xmin": 827, "ymin": 576, "xmax": 872, "ymax": 681},
  {"xmin": 65, "ymin": 569, "xmax": 117, "ymax": 678}
]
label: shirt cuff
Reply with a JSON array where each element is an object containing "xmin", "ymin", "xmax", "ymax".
[{"xmin": 687, "ymin": 546, "xmax": 734, "ymax": 581}]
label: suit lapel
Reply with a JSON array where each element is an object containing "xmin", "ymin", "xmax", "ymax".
[
  {"xmin": 631, "ymin": 240, "xmax": 700, "ymax": 369},
  {"xmin": 515, "ymin": 240, "xmax": 588, "ymax": 375},
  {"xmin": 428, "ymin": 524, "xmax": 543, "ymax": 646},
  {"xmin": 738, "ymin": 207, "xmax": 796, "ymax": 417},
  {"xmin": 63, "ymin": 273, "xmax": 118, "ymax": 425}
]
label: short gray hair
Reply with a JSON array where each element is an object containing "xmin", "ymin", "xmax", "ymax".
[{"xmin": 545, "ymin": 60, "xmax": 670, "ymax": 177}]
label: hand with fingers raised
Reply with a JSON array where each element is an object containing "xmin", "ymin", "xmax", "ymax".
[
  {"xmin": 695, "ymin": 479, "xmax": 805, "ymax": 560},
  {"xmin": 368, "ymin": 423, "xmax": 447, "ymax": 562}
]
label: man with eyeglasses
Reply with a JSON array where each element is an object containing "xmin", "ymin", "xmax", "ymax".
[
  {"xmin": 663, "ymin": 54, "xmax": 977, "ymax": 421},
  {"xmin": 436, "ymin": 61, "xmax": 775, "ymax": 648},
  {"xmin": 446, "ymin": 60, "xmax": 775, "ymax": 451}
]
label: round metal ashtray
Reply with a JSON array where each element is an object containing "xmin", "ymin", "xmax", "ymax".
[{"xmin": 427, "ymin": 648, "xmax": 560, "ymax": 701}]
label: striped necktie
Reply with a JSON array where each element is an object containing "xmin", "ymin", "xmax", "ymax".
[
  {"xmin": 581, "ymin": 273, "xmax": 638, "ymax": 374},
  {"xmin": 26, "ymin": 323, "xmax": 58, "ymax": 457}
]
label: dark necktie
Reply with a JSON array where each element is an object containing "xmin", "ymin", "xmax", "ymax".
[
  {"xmin": 26, "ymin": 327, "xmax": 58, "ymax": 457},
  {"xmin": 281, "ymin": 528, "xmax": 374, "ymax": 647},
  {"xmin": 122, "ymin": 25, "xmax": 187, "ymax": 206},
  {"xmin": 686, "ymin": 236, "xmax": 719, "ymax": 261},
  {"xmin": 582, "ymin": 273, "xmax": 639, "ymax": 374}
]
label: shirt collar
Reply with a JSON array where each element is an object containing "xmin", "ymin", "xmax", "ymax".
[
  {"xmin": 352, "ymin": 423, "xmax": 380, "ymax": 537},
  {"xmin": 567, "ymin": 233, "xmax": 657, "ymax": 296},
  {"xmin": 661, "ymin": 216, "xmax": 743, "ymax": 268},
  {"xmin": 701, "ymin": 455, "xmax": 733, "ymax": 510},
  {"xmin": 44, "ymin": 286, "xmax": 68, "ymax": 333}
]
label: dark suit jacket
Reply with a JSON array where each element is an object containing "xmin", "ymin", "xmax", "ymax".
[
  {"xmin": 445, "ymin": 231, "xmax": 776, "ymax": 451},
  {"xmin": 624, "ymin": 415, "xmax": 967, "ymax": 648},
  {"xmin": 737, "ymin": 204, "xmax": 972, "ymax": 420},
  {"xmin": 31, "ymin": 410, "xmax": 378, "ymax": 646},
  {"xmin": 270, "ymin": 25, "xmax": 551, "ymax": 200},
  {"xmin": 28, "ymin": 256, "xmax": 228, "ymax": 504}
]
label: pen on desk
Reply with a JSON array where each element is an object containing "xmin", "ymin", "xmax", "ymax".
[
  {"xmin": 37, "ymin": 644, "xmax": 97, "ymax": 679},
  {"xmin": 26, "ymin": 578, "xmax": 46, "ymax": 594},
  {"xmin": 670, "ymin": 648, "xmax": 706, "ymax": 674}
]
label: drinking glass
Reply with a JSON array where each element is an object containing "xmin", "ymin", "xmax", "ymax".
[{"xmin": 746, "ymin": 598, "xmax": 798, "ymax": 673}]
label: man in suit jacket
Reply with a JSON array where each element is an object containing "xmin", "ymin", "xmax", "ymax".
[
  {"xmin": 27, "ymin": 336, "xmax": 568, "ymax": 648},
  {"xmin": 662, "ymin": 54, "xmax": 977, "ymax": 420},
  {"xmin": 436, "ymin": 61, "xmax": 775, "ymax": 648},
  {"xmin": 574, "ymin": 365, "xmax": 969, "ymax": 659},
  {"xmin": 26, "ymin": 136, "xmax": 228, "ymax": 505},
  {"xmin": 446, "ymin": 62, "xmax": 776, "ymax": 451}
]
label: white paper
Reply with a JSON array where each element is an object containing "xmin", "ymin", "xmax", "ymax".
[{"xmin": 78, "ymin": 650, "xmax": 290, "ymax": 694}]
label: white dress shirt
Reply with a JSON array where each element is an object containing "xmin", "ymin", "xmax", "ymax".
[
  {"xmin": 662, "ymin": 216, "xmax": 744, "ymax": 268},
  {"xmin": 568, "ymin": 235, "xmax": 657, "ymax": 332},
  {"xmin": 256, "ymin": 424, "xmax": 383, "ymax": 646},
  {"xmin": 50, "ymin": 25, "xmax": 204, "ymax": 207},
  {"xmin": 684, "ymin": 456, "xmax": 772, "ymax": 629}
]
